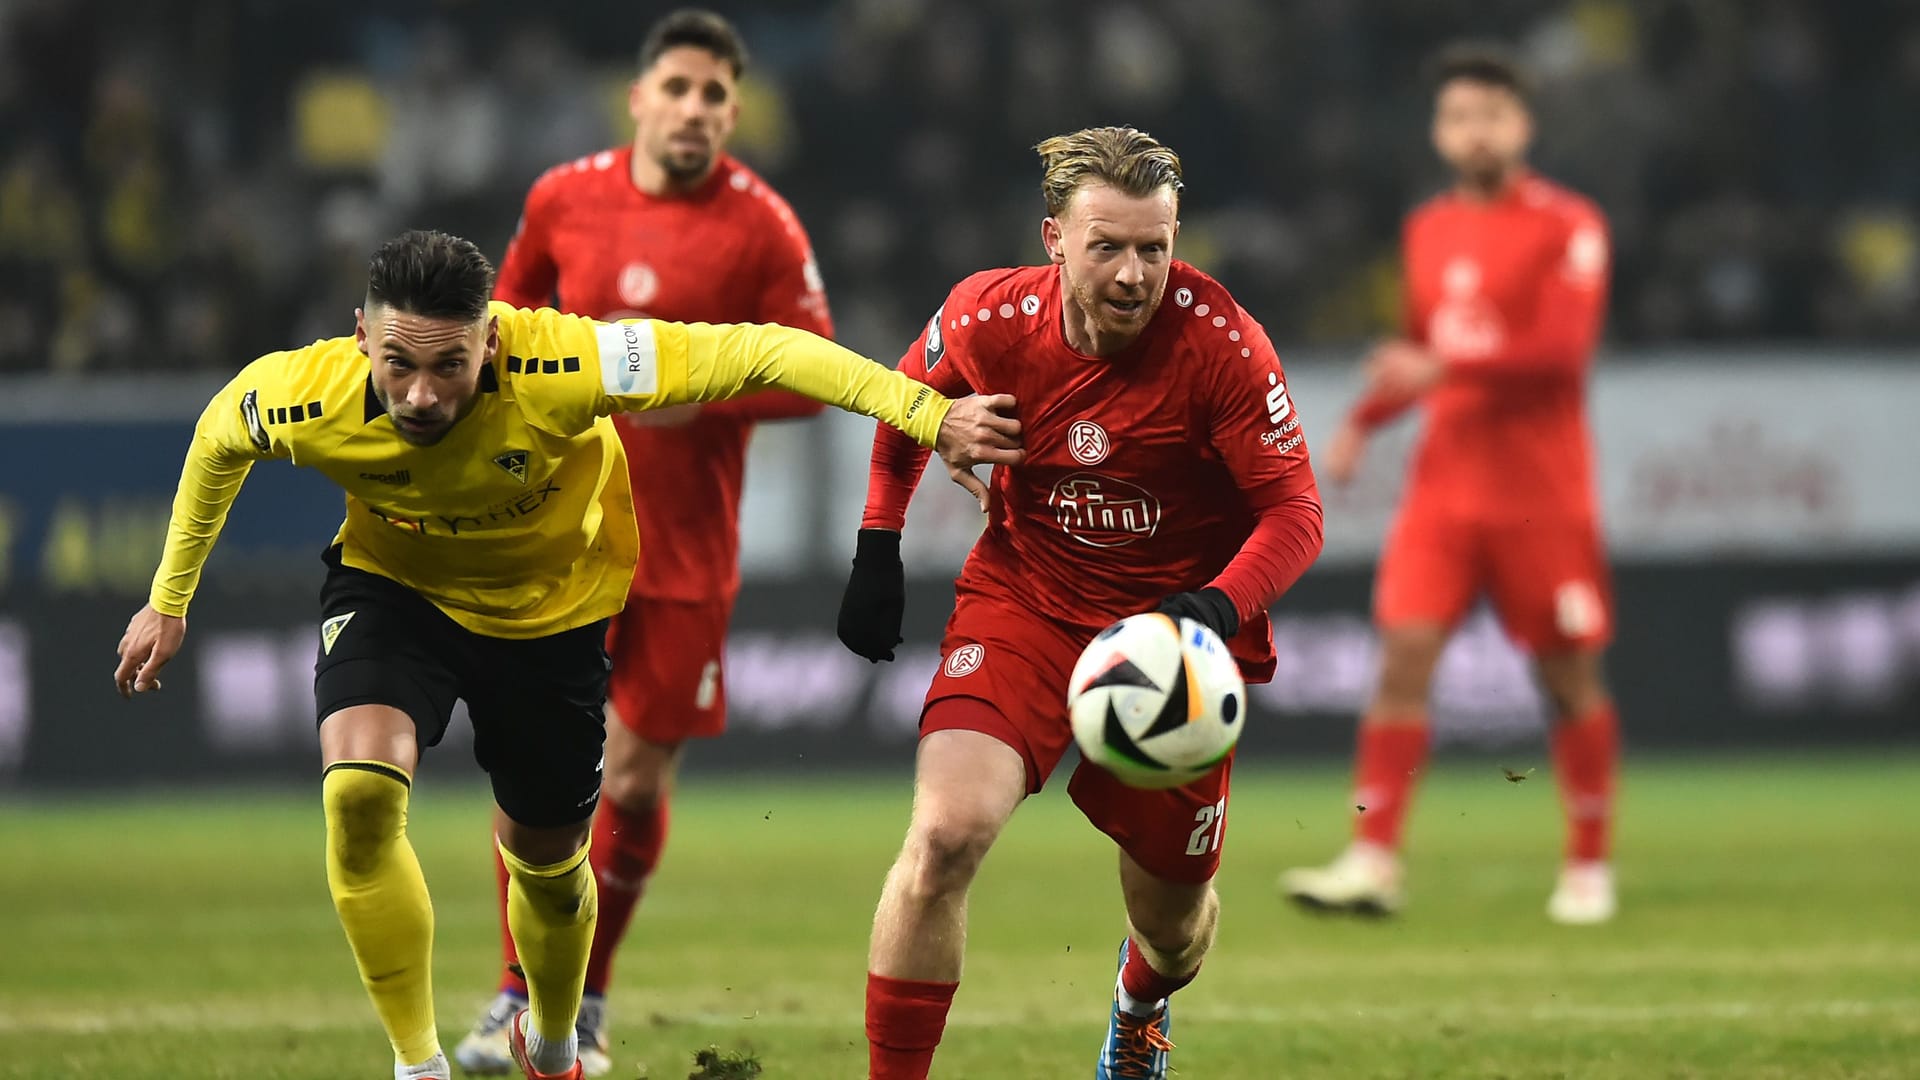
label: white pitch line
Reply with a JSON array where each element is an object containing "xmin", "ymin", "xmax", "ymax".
[{"xmin": 3, "ymin": 997, "xmax": 1914, "ymax": 1036}]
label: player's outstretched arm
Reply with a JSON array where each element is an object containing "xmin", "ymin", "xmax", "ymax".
[{"xmin": 118, "ymin": 364, "xmax": 283, "ymax": 699}]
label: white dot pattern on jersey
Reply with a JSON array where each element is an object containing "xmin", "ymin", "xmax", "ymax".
[
  {"xmin": 960, "ymin": 314, "xmax": 970, "ymax": 325},
  {"xmin": 977, "ymin": 308, "xmax": 991, "ymax": 321},
  {"xmin": 999, "ymin": 303, "xmax": 1016, "ymax": 318},
  {"xmin": 1195, "ymin": 303, "xmax": 1210, "ymax": 316}
]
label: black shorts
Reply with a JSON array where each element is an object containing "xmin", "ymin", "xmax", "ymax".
[{"xmin": 313, "ymin": 546, "xmax": 612, "ymax": 828}]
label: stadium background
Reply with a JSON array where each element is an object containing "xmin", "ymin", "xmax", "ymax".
[{"xmin": 0, "ymin": 3, "xmax": 1916, "ymax": 1077}]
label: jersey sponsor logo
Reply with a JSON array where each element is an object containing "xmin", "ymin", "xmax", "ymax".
[
  {"xmin": 1264, "ymin": 372, "xmax": 1293, "ymax": 424},
  {"xmin": 239, "ymin": 389, "xmax": 270, "ymax": 451},
  {"xmin": 357, "ymin": 468, "xmax": 411, "ymax": 486},
  {"xmin": 1049, "ymin": 473, "xmax": 1162, "ymax": 548},
  {"xmin": 493, "ymin": 450, "xmax": 530, "ymax": 484},
  {"xmin": 1068, "ymin": 419, "xmax": 1111, "ymax": 465},
  {"xmin": 597, "ymin": 321, "xmax": 659, "ymax": 395},
  {"xmin": 906, "ymin": 385, "xmax": 933, "ymax": 421},
  {"xmin": 943, "ymin": 642, "xmax": 985, "ymax": 678},
  {"xmin": 319, "ymin": 611, "xmax": 355, "ymax": 655},
  {"xmin": 1261, "ymin": 417, "xmax": 1302, "ymax": 451},
  {"xmin": 618, "ymin": 261, "xmax": 659, "ymax": 308},
  {"xmin": 924, "ymin": 305, "xmax": 946, "ymax": 371}
]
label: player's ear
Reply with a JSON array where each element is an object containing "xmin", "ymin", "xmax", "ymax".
[
  {"xmin": 1041, "ymin": 217, "xmax": 1066, "ymax": 265},
  {"xmin": 354, "ymin": 307, "xmax": 370, "ymax": 357},
  {"xmin": 627, "ymin": 77, "xmax": 646, "ymax": 122},
  {"xmin": 484, "ymin": 315, "xmax": 500, "ymax": 355}
]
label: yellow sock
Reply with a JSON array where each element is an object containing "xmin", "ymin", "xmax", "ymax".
[
  {"xmin": 499, "ymin": 839, "xmax": 598, "ymax": 1043},
  {"xmin": 323, "ymin": 761, "xmax": 440, "ymax": 1067}
]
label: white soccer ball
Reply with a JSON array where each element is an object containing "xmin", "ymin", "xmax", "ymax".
[{"xmin": 1067, "ymin": 613, "xmax": 1248, "ymax": 790}]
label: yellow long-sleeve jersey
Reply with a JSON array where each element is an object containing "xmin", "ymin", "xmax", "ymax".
[{"xmin": 151, "ymin": 302, "xmax": 951, "ymax": 637}]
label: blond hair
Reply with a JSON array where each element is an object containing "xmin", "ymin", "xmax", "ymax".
[{"xmin": 1035, "ymin": 126, "xmax": 1184, "ymax": 218}]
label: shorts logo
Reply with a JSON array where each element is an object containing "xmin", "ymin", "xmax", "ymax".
[
  {"xmin": 1555, "ymin": 580, "xmax": 1604, "ymax": 638},
  {"xmin": 1049, "ymin": 473, "xmax": 1162, "ymax": 548},
  {"xmin": 1068, "ymin": 419, "xmax": 1111, "ymax": 465},
  {"xmin": 944, "ymin": 643, "xmax": 985, "ymax": 678},
  {"xmin": 694, "ymin": 659, "xmax": 721, "ymax": 710},
  {"xmin": 493, "ymin": 450, "xmax": 529, "ymax": 484},
  {"xmin": 320, "ymin": 611, "xmax": 355, "ymax": 655}
]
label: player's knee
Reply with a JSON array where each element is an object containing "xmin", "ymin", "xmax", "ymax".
[
  {"xmin": 599, "ymin": 764, "xmax": 667, "ymax": 814},
  {"xmin": 322, "ymin": 769, "xmax": 406, "ymax": 877},
  {"xmin": 902, "ymin": 818, "xmax": 996, "ymax": 899},
  {"xmin": 1377, "ymin": 628, "xmax": 1446, "ymax": 706}
]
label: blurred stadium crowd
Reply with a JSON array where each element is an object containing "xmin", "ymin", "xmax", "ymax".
[{"xmin": 3, "ymin": 0, "xmax": 1917, "ymax": 374}]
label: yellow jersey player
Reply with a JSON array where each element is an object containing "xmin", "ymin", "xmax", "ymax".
[{"xmin": 110, "ymin": 230, "xmax": 1022, "ymax": 1080}]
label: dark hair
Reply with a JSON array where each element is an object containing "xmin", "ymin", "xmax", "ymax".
[
  {"xmin": 1429, "ymin": 43, "xmax": 1531, "ymax": 103},
  {"xmin": 365, "ymin": 230, "xmax": 495, "ymax": 322},
  {"xmin": 639, "ymin": 9, "xmax": 748, "ymax": 79}
]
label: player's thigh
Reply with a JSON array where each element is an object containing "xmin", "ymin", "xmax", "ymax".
[
  {"xmin": 1533, "ymin": 648, "xmax": 1610, "ymax": 719},
  {"xmin": 465, "ymin": 618, "xmax": 614, "ymax": 830},
  {"xmin": 605, "ymin": 596, "xmax": 731, "ymax": 744},
  {"xmin": 1373, "ymin": 506, "xmax": 1482, "ymax": 634},
  {"xmin": 1485, "ymin": 519, "xmax": 1613, "ymax": 655},
  {"xmin": 312, "ymin": 548, "xmax": 463, "ymax": 759},
  {"xmin": 598, "ymin": 715, "xmax": 684, "ymax": 810},
  {"xmin": 920, "ymin": 595, "xmax": 1090, "ymax": 793},
  {"xmin": 1070, "ymin": 753, "xmax": 1233, "ymax": 884},
  {"xmin": 907, "ymin": 723, "xmax": 1029, "ymax": 856}
]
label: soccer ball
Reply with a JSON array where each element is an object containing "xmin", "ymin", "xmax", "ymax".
[{"xmin": 1067, "ymin": 613, "xmax": 1247, "ymax": 790}]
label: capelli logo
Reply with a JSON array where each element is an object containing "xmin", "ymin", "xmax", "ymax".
[{"xmin": 906, "ymin": 386, "xmax": 932, "ymax": 420}]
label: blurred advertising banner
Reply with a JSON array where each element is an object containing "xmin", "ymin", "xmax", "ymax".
[
  {"xmin": 825, "ymin": 358, "xmax": 1920, "ymax": 570},
  {"xmin": 5, "ymin": 561, "xmax": 1917, "ymax": 788}
]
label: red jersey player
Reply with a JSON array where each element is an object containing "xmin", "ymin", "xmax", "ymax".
[
  {"xmin": 835, "ymin": 128, "xmax": 1323, "ymax": 1080},
  {"xmin": 457, "ymin": 12, "xmax": 834, "ymax": 1076},
  {"xmin": 1280, "ymin": 47, "xmax": 1620, "ymax": 925}
]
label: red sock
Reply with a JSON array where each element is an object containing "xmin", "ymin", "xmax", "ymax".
[
  {"xmin": 1352, "ymin": 713, "xmax": 1431, "ymax": 849},
  {"xmin": 866, "ymin": 973, "xmax": 958, "ymax": 1080},
  {"xmin": 582, "ymin": 796, "xmax": 670, "ymax": 996},
  {"xmin": 1120, "ymin": 939, "xmax": 1197, "ymax": 1005},
  {"xmin": 1551, "ymin": 702, "xmax": 1619, "ymax": 863}
]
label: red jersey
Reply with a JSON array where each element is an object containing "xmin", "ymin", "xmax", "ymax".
[
  {"xmin": 1370, "ymin": 173, "xmax": 1609, "ymax": 523},
  {"xmin": 495, "ymin": 148, "xmax": 833, "ymax": 601},
  {"xmin": 864, "ymin": 262, "xmax": 1324, "ymax": 679}
]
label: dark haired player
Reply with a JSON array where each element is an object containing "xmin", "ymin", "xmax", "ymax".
[
  {"xmin": 1281, "ymin": 47, "xmax": 1619, "ymax": 925},
  {"xmin": 112, "ymin": 230, "xmax": 1019, "ymax": 1080},
  {"xmin": 464, "ymin": 11, "xmax": 837, "ymax": 1073}
]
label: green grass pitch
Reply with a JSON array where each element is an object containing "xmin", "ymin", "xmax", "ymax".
[{"xmin": 3, "ymin": 752, "xmax": 1916, "ymax": 1078}]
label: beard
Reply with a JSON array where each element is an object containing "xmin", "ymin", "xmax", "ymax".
[{"xmin": 1065, "ymin": 268, "xmax": 1161, "ymax": 342}]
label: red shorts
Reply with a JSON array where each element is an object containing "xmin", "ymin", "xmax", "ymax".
[
  {"xmin": 1374, "ymin": 506, "xmax": 1612, "ymax": 653},
  {"xmin": 921, "ymin": 594, "xmax": 1234, "ymax": 884},
  {"xmin": 603, "ymin": 596, "xmax": 732, "ymax": 743}
]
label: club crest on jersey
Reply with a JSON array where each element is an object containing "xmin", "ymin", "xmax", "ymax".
[
  {"xmin": 493, "ymin": 450, "xmax": 530, "ymax": 484},
  {"xmin": 618, "ymin": 261, "xmax": 659, "ymax": 309},
  {"xmin": 320, "ymin": 611, "xmax": 355, "ymax": 655},
  {"xmin": 1049, "ymin": 473, "xmax": 1162, "ymax": 548},
  {"xmin": 1068, "ymin": 419, "xmax": 1111, "ymax": 465},
  {"xmin": 944, "ymin": 643, "xmax": 985, "ymax": 678},
  {"xmin": 924, "ymin": 305, "xmax": 947, "ymax": 371}
]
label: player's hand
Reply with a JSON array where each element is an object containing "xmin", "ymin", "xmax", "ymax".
[
  {"xmin": 936, "ymin": 393, "xmax": 1023, "ymax": 512},
  {"xmin": 1322, "ymin": 420, "xmax": 1368, "ymax": 486},
  {"xmin": 837, "ymin": 529, "xmax": 906, "ymax": 662},
  {"xmin": 114, "ymin": 605, "xmax": 185, "ymax": 699},
  {"xmin": 1155, "ymin": 588, "xmax": 1240, "ymax": 642},
  {"xmin": 624, "ymin": 403, "xmax": 703, "ymax": 428},
  {"xmin": 1365, "ymin": 340, "xmax": 1444, "ymax": 399}
]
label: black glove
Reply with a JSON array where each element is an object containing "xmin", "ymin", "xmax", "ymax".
[
  {"xmin": 1155, "ymin": 587, "xmax": 1240, "ymax": 641},
  {"xmin": 837, "ymin": 529, "xmax": 906, "ymax": 662}
]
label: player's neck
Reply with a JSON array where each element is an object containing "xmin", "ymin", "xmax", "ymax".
[
  {"xmin": 1455, "ymin": 165, "xmax": 1525, "ymax": 204},
  {"xmin": 629, "ymin": 147, "xmax": 718, "ymax": 198}
]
